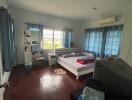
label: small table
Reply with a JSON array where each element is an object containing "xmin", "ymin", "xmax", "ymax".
[
  {"xmin": 48, "ymin": 53, "xmax": 57, "ymax": 66},
  {"xmin": 35, "ymin": 57, "xmax": 45, "ymax": 66}
]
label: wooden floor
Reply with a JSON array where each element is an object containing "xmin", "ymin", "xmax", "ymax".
[{"xmin": 4, "ymin": 65, "xmax": 92, "ymax": 100}]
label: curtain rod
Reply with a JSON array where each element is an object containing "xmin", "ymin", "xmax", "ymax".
[
  {"xmin": 85, "ymin": 24, "xmax": 123, "ymax": 31},
  {"xmin": 25, "ymin": 23, "xmax": 73, "ymax": 31}
]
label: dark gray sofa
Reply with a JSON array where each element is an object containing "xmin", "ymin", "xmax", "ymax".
[
  {"xmin": 94, "ymin": 58, "xmax": 132, "ymax": 98},
  {"xmin": 70, "ymin": 58, "xmax": 132, "ymax": 100}
]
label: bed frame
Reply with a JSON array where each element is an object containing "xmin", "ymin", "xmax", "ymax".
[
  {"xmin": 55, "ymin": 48, "xmax": 95, "ymax": 80},
  {"xmin": 58, "ymin": 59, "xmax": 94, "ymax": 80}
]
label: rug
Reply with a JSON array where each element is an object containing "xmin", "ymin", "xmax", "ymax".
[{"xmin": 54, "ymin": 68, "xmax": 66, "ymax": 75}]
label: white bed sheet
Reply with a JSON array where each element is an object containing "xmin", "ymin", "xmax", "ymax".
[{"xmin": 58, "ymin": 56, "xmax": 95, "ymax": 72}]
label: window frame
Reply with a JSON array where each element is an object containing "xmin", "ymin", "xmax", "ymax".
[{"xmin": 41, "ymin": 28, "xmax": 64, "ymax": 50}]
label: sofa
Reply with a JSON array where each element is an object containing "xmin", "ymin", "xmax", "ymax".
[
  {"xmin": 70, "ymin": 58, "xmax": 132, "ymax": 100},
  {"xmin": 94, "ymin": 58, "xmax": 132, "ymax": 98}
]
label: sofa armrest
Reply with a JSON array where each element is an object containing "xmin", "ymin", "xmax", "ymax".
[
  {"xmin": 85, "ymin": 79, "xmax": 107, "ymax": 92},
  {"xmin": 70, "ymin": 87, "xmax": 84, "ymax": 100},
  {"xmin": 70, "ymin": 79, "xmax": 111, "ymax": 100}
]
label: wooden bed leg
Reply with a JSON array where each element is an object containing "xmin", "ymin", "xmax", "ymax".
[{"xmin": 76, "ymin": 76, "xmax": 79, "ymax": 80}]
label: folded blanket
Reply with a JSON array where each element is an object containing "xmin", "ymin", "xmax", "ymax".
[{"xmin": 77, "ymin": 58, "xmax": 95, "ymax": 64}]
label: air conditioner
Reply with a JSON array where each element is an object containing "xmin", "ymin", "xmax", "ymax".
[{"xmin": 98, "ymin": 16, "xmax": 116, "ymax": 25}]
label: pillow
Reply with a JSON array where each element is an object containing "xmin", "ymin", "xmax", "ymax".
[
  {"xmin": 83, "ymin": 52, "xmax": 95, "ymax": 58},
  {"xmin": 79, "ymin": 87, "xmax": 104, "ymax": 100},
  {"xmin": 62, "ymin": 54, "xmax": 74, "ymax": 58},
  {"xmin": 74, "ymin": 53, "xmax": 84, "ymax": 57},
  {"xmin": 70, "ymin": 52, "xmax": 75, "ymax": 56}
]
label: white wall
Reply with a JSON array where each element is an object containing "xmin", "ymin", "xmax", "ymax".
[
  {"xmin": 120, "ymin": 8, "xmax": 132, "ymax": 67},
  {"xmin": 0, "ymin": 0, "xmax": 8, "ymax": 8},
  {"xmin": 9, "ymin": 7, "xmax": 81, "ymax": 64}
]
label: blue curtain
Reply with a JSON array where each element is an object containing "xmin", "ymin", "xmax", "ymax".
[
  {"xmin": 26, "ymin": 23, "xmax": 43, "ymax": 52},
  {"xmin": 8, "ymin": 17, "xmax": 16, "ymax": 68},
  {"xmin": 85, "ymin": 25, "xmax": 123, "ymax": 57},
  {"xmin": 104, "ymin": 25, "xmax": 123, "ymax": 56},
  {"xmin": 26, "ymin": 23, "xmax": 43, "ymax": 40},
  {"xmin": 85, "ymin": 28, "xmax": 103, "ymax": 57},
  {"xmin": 26, "ymin": 23, "xmax": 43, "ymax": 32},
  {"xmin": 0, "ymin": 7, "xmax": 16, "ymax": 71},
  {"xmin": 63, "ymin": 29, "xmax": 72, "ymax": 48}
]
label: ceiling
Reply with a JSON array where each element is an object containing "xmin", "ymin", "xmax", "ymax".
[{"xmin": 7, "ymin": 0, "xmax": 132, "ymax": 21}]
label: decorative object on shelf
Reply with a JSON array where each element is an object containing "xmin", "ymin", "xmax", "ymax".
[
  {"xmin": 32, "ymin": 41, "xmax": 38, "ymax": 44},
  {"xmin": 24, "ymin": 30, "xmax": 31, "ymax": 37}
]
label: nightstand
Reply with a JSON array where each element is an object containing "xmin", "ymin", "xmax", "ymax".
[{"xmin": 48, "ymin": 53, "xmax": 57, "ymax": 66}]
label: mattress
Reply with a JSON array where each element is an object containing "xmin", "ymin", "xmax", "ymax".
[{"xmin": 58, "ymin": 56, "xmax": 95, "ymax": 72}]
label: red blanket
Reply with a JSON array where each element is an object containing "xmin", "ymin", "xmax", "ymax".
[{"xmin": 77, "ymin": 58, "xmax": 95, "ymax": 64}]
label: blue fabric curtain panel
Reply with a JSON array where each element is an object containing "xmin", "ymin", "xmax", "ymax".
[
  {"xmin": 26, "ymin": 23, "xmax": 43, "ymax": 39},
  {"xmin": 63, "ymin": 29, "xmax": 72, "ymax": 48},
  {"xmin": 85, "ymin": 25, "xmax": 123, "ymax": 57},
  {"xmin": 0, "ymin": 7, "xmax": 16, "ymax": 71},
  {"xmin": 26, "ymin": 23, "xmax": 43, "ymax": 32},
  {"xmin": 104, "ymin": 25, "xmax": 123, "ymax": 56},
  {"xmin": 85, "ymin": 28, "xmax": 103, "ymax": 57},
  {"xmin": 26, "ymin": 23, "xmax": 43, "ymax": 52}
]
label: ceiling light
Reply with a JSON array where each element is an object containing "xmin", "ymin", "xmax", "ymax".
[{"xmin": 93, "ymin": 7, "xmax": 98, "ymax": 10}]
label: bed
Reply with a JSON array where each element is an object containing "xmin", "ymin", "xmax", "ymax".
[{"xmin": 58, "ymin": 55, "xmax": 95, "ymax": 80}]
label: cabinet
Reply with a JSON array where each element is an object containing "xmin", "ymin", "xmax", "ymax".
[{"xmin": 48, "ymin": 53, "xmax": 57, "ymax": 66}]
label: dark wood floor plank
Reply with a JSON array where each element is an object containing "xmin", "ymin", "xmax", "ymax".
[{"xmin": 4, "ymin": 65, "xmax": 91, "ymax": 100}]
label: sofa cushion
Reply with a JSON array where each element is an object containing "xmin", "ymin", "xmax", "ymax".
[{"xmin": 79, "ymin": 86, "xmax": 105, "ymax": 100}]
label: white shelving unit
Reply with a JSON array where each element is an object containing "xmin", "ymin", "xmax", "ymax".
[{"xmin": 24, "ymin": 30, "xmax": 32, "ymax": 70}]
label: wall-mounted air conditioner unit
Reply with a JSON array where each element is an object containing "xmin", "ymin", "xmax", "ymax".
[{"xmin": 98, "ymin": 16, "xmax": 116, "ymax": 25}]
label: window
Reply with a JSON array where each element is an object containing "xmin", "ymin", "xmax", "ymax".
[
  {"xmin": 85, "ymin": 25, "xmax": 123, "ymax": 57},
  {"xmin": 41, "ymin": 29, "xmax": 53, "ymax": 49},
  {"xmin": 54, "ymin": 30, "xmax": 64, "ymax": 48},
  {"xmin": 41, "ymin": 29, "xmax": 64, "ymax": 49},
  {"xmin": 85, "ymin": 30, "xmax": 103, "ymax": 57},
  {"xmin": 104, "ymin": 29, "xmax": 122, "ymax": 56},
  {"xmin": 26, "ymin": 23, "xmax": 72, "ymax": 49}
]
